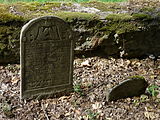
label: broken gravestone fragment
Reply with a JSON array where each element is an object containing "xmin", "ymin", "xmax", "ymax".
[
  {"xmin": 107, "ymin": 76, "xmax": 148, "ymax": 101},
  {"xmin": 20, "ymin": 16, "xmax": 74, "ymax": 99}
]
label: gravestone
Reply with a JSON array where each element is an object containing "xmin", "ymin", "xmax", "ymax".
[
  {"xmin": 107, "ymin": 76, "xmax": 148, "ymax": 101},
  {"xmin": 20, "ymin": 16, "xmax": 74, "ymax": 99}
]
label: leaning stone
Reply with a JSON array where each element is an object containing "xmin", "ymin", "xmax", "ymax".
[{"xmin": 107, "ymin": 76, "xmax": 148, "ymax": 101}]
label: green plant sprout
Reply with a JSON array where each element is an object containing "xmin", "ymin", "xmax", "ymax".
[
  {"xmin": 86, "ymin": 110, "xmax": 99, "ymax": 120},
  {"xmin": 132, "ymin": 95, "xmax": 149, "ymax": 106},
  {"xmin": 147, "ymin": 84, "xmax": 159, "ymax": 97},
  {"xmin": 0, "ymin": 103, "xmax": 14, "ymax": 118},
  {"xmin": 73, "ymin": 84, "xmax": 84, "ymax": 96}
]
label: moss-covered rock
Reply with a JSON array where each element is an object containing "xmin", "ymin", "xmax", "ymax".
[
  {"xmin": 106, "ymin": 13, "xmax": 133, "ymax": 21},
  {"xmin": 0, "ymin": 25, "xmax": 21, "ymax": 64},
  {"xmin": 55, "ymin": 11, "xmax": 99, "ymax": 22},
  {"xmin": 0, "ymin": 1, "xmax": 160, "ymax": 63},
  {"xmin": 0, "ymin": 13, "xmax": 24, "ymax": 23},
  {"xmin": 132, "ymin": 13, "xmax": 152, "ymax": 20},
  {"xmin": 81, "ymin": 1, "xmax": 120, "ymax": 12}
]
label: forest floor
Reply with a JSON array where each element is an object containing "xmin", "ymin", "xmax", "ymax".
[
  {"xmin": 0, "ymin": 57, "xmax": 160, "ymax": 120},
  {"xmin": 0, "ymin": 0, "xmax": 160, "ymax": 120}
]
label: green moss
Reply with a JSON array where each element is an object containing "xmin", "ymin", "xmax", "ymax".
[
  {"xmin": 106, "ymin": 13, "xmax": 133, "ymax": 22},
  {"xmin": 0, "ymin": 25, "xmax": 20, "ymax": 63},
  {"xmin": 81, "ymin": 1, "xmax": 120, "ymax": 12},
  {"xmin": 100, "ymin": 21, "xmax": 139, "ymax": 34},
  {"xmin": 55, "ymin": 11, "xmax": 99, "ymax": 22},
  {"xmin": 117, "ymin": 23, "xmax": 138, "ymax": 34},
  {"xmin": 0, "ymin": 2, "xmax": 26, "ymax": 22},
  {"xmin": 13, "ymin": 2, "xmax": 70, "ymax": 13},
  {"xmin": 26, "ymin": 1, "xmax": 41, "ymax": 6},
  {"xmin": 0, "ymin": 2, "xmax": 99, "ymax": 22},
  {"xmin": 0, "ymin": 26, "xmax": 8, "ymax": 34},
  {"xmin": 157, "ymin": 12, "xmax": 160, "ymax": 19},
  {"xmin": 13, "ymin": 2, "xmax": 41, "ymax": 12},
  {"xmin": 0, "ymin": 4, "xmax": 8, "ymax": 13},
  {"xmin": 29, "ymin": 12, "xmax": 53, "ymax": 19},
  {"xmin": 132, "ymin": 13, "xmax": 152, "ymax": 20},
  {"xmin": 0, "ymin": 43, "xmax": 6, "ymax": 51},
  {"xmin": 0, "ymin": 13, "xmax": 24, "ymax": 23},
  {"xmin": 36, "ymin": 2, "xmax": 62, "ymax": 12},
  {"xmin": 0, "ymin": 26, "xmax": 8, "ymax": 53},
  {"xmin": 103, "ymin": 13, "xmax": 152, "ymax": 34},
  {"xmin": 44, "ymin": 2, "xmax": 72, "ymax": 8},
  {"xmin": 140, "ymin": 7, "xmax": 155, "ymax": 12},
  {"xmin": 12, "ymin": 2, "xmax": 58, "ymax": 13}
]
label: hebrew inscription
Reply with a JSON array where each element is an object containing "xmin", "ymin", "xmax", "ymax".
[{"xmin": 20, "ymin": 16, "xmax": 74, "ymax": 99}]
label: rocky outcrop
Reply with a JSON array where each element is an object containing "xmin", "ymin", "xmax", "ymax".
[
  {"xmin": 74, "ymin": 16, "xmax": 160, "ymax": 58},
  {"xmin": 0, "ymin": 1, "xmax": 160, "ymax": 64},
  {"xmin": 0, "ymin": 24, "xmax": 23, "ymax": 64}
]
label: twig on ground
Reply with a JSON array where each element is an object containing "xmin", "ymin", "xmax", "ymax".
[{"xmin": 41, "ymin": 103, "xmax": 49, "ymax": 120}]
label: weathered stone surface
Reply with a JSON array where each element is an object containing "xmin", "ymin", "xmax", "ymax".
[
  {"xmin": 20, "ymin": 16, "xmax": 74, "ymax": 99},
  {"xmin": 107, "ymin": 76, "xmax": 148, "ymax": 101},
  {"xmin": 1, "ymin": 8, "xmax": 160, "ymax": 63}
]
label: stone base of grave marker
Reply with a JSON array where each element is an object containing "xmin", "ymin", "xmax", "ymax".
[{"xmin": 20, "ymin": 16, "xmax": 74, "ymax": 99}]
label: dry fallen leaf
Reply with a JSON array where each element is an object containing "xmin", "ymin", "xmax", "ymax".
[
  {"xmin": 144, "ymin": 112, "xmax": 157, "ymax": 119},
  {"xmin": 106, "ymin": 118, "xmax": 112, "ymax": 120},
  {"xmin": 92, "ymin": 102, "xmax": 102, "ymax": 110},
  {"xmin": 1, "ymin": 55, "xmax": 160, "ymax": 119},
  {"xmin": 75, "ymin": 109, "xmax": 81, "ymax": 115},
  {"xmin": 11, "ymin": 76, "xmax": 19, "ymax": 84},
  {"xmin": 156, "ymin": 93, "xmax": 160, "ymax": 99},
  {"xmin": 1, "ymin": 83, "xmax": 8, "ymax": 91},
  {"xmin": 81, "ymin": 60, "xmax": 92, "ymax": 67}
]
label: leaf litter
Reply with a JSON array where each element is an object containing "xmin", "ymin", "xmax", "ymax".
[{"xmin": 0, "ymin": 57, "xmax": 160, "ymax": 120}]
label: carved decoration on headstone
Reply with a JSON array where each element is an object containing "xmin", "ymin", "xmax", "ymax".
[{"xmin": 20, "ymin": 16, "xmax": 74, "ymax": 99}]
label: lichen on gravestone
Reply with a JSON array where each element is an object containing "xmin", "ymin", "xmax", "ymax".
[
  {"xmin": 20, "ymin": 16, "xmax": 74, "ymax": 99},
  {"xmin": 107, "ymin": 76, "xmax": 148, "ymax": 101}
]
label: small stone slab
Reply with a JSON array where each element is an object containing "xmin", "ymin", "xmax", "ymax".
[
  {"xmin": 107, "ymin": 76, "xmax": 148, "ymax": 101},
  {"xmin": 20, "ymin": 16, "xmax": 74, "ymax": 99}
]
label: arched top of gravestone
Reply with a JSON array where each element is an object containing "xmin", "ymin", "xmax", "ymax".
[{"xmin": 20, "ymin": 16, "xmax": 73, "ymax": 43}]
